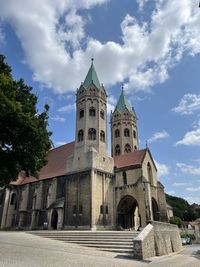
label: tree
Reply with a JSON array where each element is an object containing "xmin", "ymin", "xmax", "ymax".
[
  {"xmin": 0, "ymin": 54, "xmax": 51, "ymax": 186},
  {"xmin": 169, "ymin": 216, "xmax": 183, "ymax": 228}
]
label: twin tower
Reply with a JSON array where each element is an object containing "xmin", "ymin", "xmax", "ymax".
[{"xmin": 67, "ymin": 59, "xmax": 139, "ymax": 172}]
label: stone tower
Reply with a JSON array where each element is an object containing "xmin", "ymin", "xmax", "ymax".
[
  {"xmin": 67, "ymin": 59, "xmax": 113, "ymax": 172},
  {"xmin": 111, "ymin": 88, "xmax": 139, "ymax": 156}
]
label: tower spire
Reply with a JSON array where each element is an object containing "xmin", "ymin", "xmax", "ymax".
[{"xmin": 83, "ymin": 58, "xmax": 100, "ymax": 89}]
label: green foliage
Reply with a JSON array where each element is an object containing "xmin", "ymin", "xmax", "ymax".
[
  {"xmin": 169, "ymin": 216, "xmax": 183, "ymax": 228},
  {"xmin": 166, "ymin": 194, "xmax": 196, "ymax": 221},
  {"xmin": 0, "ymin": 54, "xmax": 52, "ymax": 186}
]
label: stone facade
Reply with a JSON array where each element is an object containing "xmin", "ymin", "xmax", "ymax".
[
  {"xmin": 133, "ymin": 221, "xmax": 182, "ymax": 259},
  {"xmin": 0, "ymin": 61, "xmax": 168, "ymax": 231}
]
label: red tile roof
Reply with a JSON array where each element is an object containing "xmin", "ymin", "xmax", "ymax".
[
  {"xmin": 114, "ymin": 149, "xmax": 147, "ymax": 169},
  {"xmin": 12, "ymin": 141, "xmax": 75, "ymax": 185}
]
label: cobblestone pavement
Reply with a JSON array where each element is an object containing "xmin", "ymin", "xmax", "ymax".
[{"xmin": 0, "ymin": 231, "xmax": 200, "ymax": 267}]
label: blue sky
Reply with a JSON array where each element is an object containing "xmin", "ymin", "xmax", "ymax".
[{"xmin": 0, "ymin": 0, "xmax": 200, "ymax": 204}]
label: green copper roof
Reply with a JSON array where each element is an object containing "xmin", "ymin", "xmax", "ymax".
[
  {"xmin": 115, "ymin": 89, "xmax": 133, "ymax": 113},
  {"xmin": 83, "ymin": 60, "xmax": 101, "ymax": 89}
]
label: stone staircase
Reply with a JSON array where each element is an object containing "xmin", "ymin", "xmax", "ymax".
[{"xmin": 29, "ymin": 230, "xmax": 138, "ymax": 255}]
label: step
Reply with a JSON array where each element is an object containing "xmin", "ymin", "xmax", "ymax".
[{"xmin": 28, "ymin": 231, "xmax": 139, "ymax": 256}]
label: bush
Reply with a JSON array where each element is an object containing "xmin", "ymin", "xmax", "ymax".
[{"xmin": 169, "ymin": 216, "xmax": 183, "ymax": 228}]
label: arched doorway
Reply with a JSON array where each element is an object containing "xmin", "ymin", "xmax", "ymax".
[
  {"xmin": 51, "ymin": 210, "xmax": 58, "ymax": 229},
  {"xmin": 152, "ymin": 198, "xmax": 160, "ymax": 221},
  {"xmin": 117, "ymin": 195, "xmax": 139, "ymax": 230}
]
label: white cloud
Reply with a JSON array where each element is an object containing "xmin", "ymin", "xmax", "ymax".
[
  {"xmin": 176, "ymin": 163, "xmax": 200, "ymax": 175},
  {"xmin": 50, "ymin": 115, "xmax": 66, "ymax": 122},
  {"xmin": 186, "ymin": 186, "xmax": 200, "ymax": 192},
  {"xmin": 57, "ymin": 103, "xmax": 75, "ymax": 113},
  {"xmin": 0, "ymin": 26, "xmax": 5, "ymax": 45},
  {"xmin": 148, "ymin": 130, "xmax": 170, "ymax": 143},
  {"xmin": 155, "ymin": 160, "xmax": 170, "ymax": 178},
  {"xmin": 54, "ymin": 141, "xmax": 66, "ymax": 147},
  {"xmin": 172, "ymin": 182, "xmax": 191, "ymax": 187},
  {"xmin": 107, "ymin": 95, "xmax": 117, "ymax": 113},
  {"xmin": 0, "ymin": 1, "xmax": 200, "ymax": 94},
  {"xmin": 184, "ymin": 196, "xmax": 200, "ymax": 205},
  {"xmin": 172, "ymin": 94, "xmax": 200, "ymax": 115},
  {"xmin": 176, "ymin": 126, "xmax": 200, "ymax": 146},
  {"xmin": 166, "ymin": 190, "xmax": 175, "ymax": 195}
]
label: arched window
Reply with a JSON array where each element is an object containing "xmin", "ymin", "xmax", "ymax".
[
  {"xmin": 133, "ymin": 130, "xmax": 136, "ymax": 138},
  {"xmin": 10, "ymin": 193, "xmax": 17, "ymax": 205},
  {"xmin": 123, "ymin": 172, "xmax": 127, "ymax": 185},
  {"xmin": 100, "ymin": 130, "xmax": 105, "ymax": 142},
  {"xmin": 89, "ymin": 107, "xmax": 96, "ymax": 116},
  {"xmin": 124, "ymin": 128, "xmax": 130, "ymax": 137},
  {"xmin": 100, "ymin": 110, "xmax": 104, "ymax": 119},
  {"xmin": 79, "ymin": 109, "xmax": 84, "ymax": 119},
  {"xmin": 147, "ymin": 162, "xmax": 153, "ymax": 185},
  {"xmin": 115, "ymin": 129, "xmax": 120, "ymax": 138},
  {"xmin": 124, "ymin": 144, "xmax": 131, "ymax": 153},
  {"xmin": 78, "ymin": 130, "xmax": 84, "ymax": 142},
  {"xmin": 88, "ymin": 128, "xmax": 96, "ymax": 140},
  {"xmin": 115, "ymin": 144, "xmax": 120, "ymax": 156},
  {"xmin": 134, "ymin": 145, "xmax": 137, "ymax": 150}
]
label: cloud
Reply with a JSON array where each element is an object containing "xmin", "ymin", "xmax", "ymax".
[
  {"xmin": 148, "ymin": 130, "xmax": 170, "ymax": 143},
  {"xmin": 184, "ymin": 196, "xmax": 200, "ymax": 204},
  {"xmin": 186, "ymin": 186, "xmax": 200, "ymax": 192},
  {"xmin": 176, "ymin": 163, "xmax": 200, "ymax": 175},
  {"xmin": 166, "ymin": 190, "xmax": 175, "ymax": 195},
  {"xmin": 172, "ymin": 94, "xmax": 200, "ymax": 115},
  {"xmin": 155, "ymin": 160, "xmax": 170, "ymax": 178},
  {"xmin": 54, "ymin": 141, "xmax": 66, "ymax": 147},
  {"xmin": 107, "ymin": 95, "xmax": 117, "ymax": 113},
  {"xmin": 0, "ymin": 1, "xmax": 200, "ymax": 94},
  {"xmin": 172, "ymin": 182, "xmax": 191, "ymax": 187},
  {"xmin": 57, "ymin": 103, "xmax": 75, "ymax": 113},
  {"xmin": 0, "ymin": 26, "xmax": 5, "ymax": 45},
  {"xmin": 176, "ymin": 125, "xmax": 200, "ymax": 146},
  {"xmin": 50, "ymin": 115, "xmax": 66, "ymax": 122}
]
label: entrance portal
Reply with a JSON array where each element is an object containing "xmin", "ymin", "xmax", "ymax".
[
  {"xmin": 117, "ymin": 195, "xmax": 139, "ymax": 230},
  {"xmin": 51, "ymin": 210, "xmax": 58, "ymax": 229}
]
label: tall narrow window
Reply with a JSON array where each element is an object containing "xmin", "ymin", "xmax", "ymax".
[
  {"xmin": 147, "ymin": 162, "xmax": 153, "ymax": 185},
  {"xmin": 133, "ymin": 130, "xmax": 136, "ymax": 138},
  {"xmin": 115, "ymin": 144, "xmax": 120, "ymax": 156},
  {"xmin": 79, "ymin": 109, "xmax": 84, "ymax": 119},
  {"xmin": 100, "ymin": 110, "xmax": 104, "ymax": 119},
  {"xmin": 124, "ymin": 128, "xmax": 130, "ymax": 137},
  {"xmin": 10, "ymin": 193, "xmax": 17, "ymax": 205},
  {"xmin": 100, "ymin": 205, "xmax": 103, "ymax": 214},
  {"xmin": 78, "ymin": 130, "xmax": 84, "ymax": 142},
  {"xmin": 89, "ymin": 107, "xmax": 96, "ymax": 116},
  {"xmin": 115, "ymin": 129, "xmax": 120, "ymax": 138},
  {"xmin": 79, "ymin": 205, "xmax": 83, "ymax": 214},
  {"xmin": 73, "ymin": 205, "xmax": 77, "ymax": 214},
  {"xmin": 124, "ymin": 144, "xmax": 131, "ymax": 153},
  {"xmin": 88, "ymin": 128, "xmax": 96, "ymax": 140},
  {"xmin": 100, "ymin": 130, "xmax": 105, "ymax": 142},
  {"xmin": 123, "ymin": 172, "xmax": 127, "ymax": 185},
  {"xmin": 105, "ymin": 205, "xmax": 108, "ymax": 214}
]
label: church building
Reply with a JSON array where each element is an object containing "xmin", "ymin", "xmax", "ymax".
[{"xmin": 0, "ymin": 60, "xmax": 168, "ymax": 230}]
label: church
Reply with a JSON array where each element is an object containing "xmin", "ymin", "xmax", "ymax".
[{"xmin": 0, "ymin": 60, "xmax": 168, "ymax": 230}]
